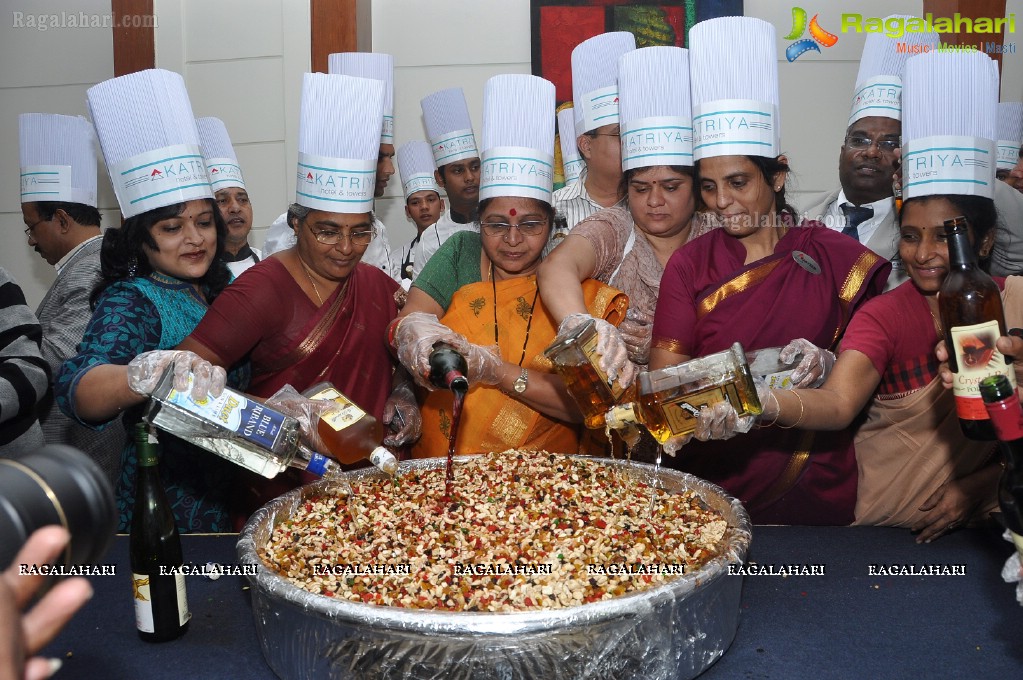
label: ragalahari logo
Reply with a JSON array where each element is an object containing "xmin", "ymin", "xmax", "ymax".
[{"xmin": 785, "ymin": 7, "xmax": 838, "ymax": 61}]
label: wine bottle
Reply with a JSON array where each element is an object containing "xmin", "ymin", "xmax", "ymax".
[
  {"xmin": 302, "ymin": 383, "xmax": 399, "ymax": 475},
  {"xmin": 938, "ymin": 216, "xmax": 1016, "ymax": 440},
  {"xmin": 605, "ymin": 343, "xmax": 762, "ymax": 443},
  {"xmin": 979, "ymin": 376, "xmax": 1023, "ymax": 556},
  {"xmin": 130, "ymin": 424, "xmax": 190, "ymax": 642},
  {"xmin": 428, "ymin": 342, "xmax": 469, "ymax": 393},
  {"xmin": 144, "ymin": 371, "xmax": 343, "ymax": 478}
]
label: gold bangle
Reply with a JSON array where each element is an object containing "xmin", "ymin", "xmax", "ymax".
[
  {"xmin": 776, "ymin": 390, "xmax": 805, "ymax": 429},
  {"xmin": 757, "ymin": 390, "xmax": 781, "ymax": 428}
]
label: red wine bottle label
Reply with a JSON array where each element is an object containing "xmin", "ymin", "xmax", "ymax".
[
  {"xmin": 950, "ymin": 321, "xmax": 1017, "ymax": 420},
  {"xmin": 985, "ymin": 395, "xmax": 1023, "ymax": 441}
]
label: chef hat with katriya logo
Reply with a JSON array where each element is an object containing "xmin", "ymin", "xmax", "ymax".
[
  {"xmin": 295, "ymin": 73, "xmax": 385, "ymax": 213},
  {"xmin": 479, "ymin": 74, "xmax": 556, "ymax": 204},
  {"xmin": 328, "ymin": 52, "xmax": 394, "ymax": 144},
  {"xmin": 572, "ymin": 32, "xmax": 636, "ymax": 134},
  {"xmin": 397, "ymin": 140, "xmax": 440, "ymax": 202},
  {"xmin": 849, "ymin": 15, "xmax": 941, "ymax": 126},
  {"xmin": 618, "ymin": 46, "xmax": 693, "ymax": 171},
  {"xmin": 421, "ymin": 88, "xmax": 479, "ymax": 168},
  {"xmin": 19, "ymin": 113, "xmax": 98, "ymax": 207},
  {"xmin": 557, "ymin": 106, "xmax": 583, "ymax": 184},
  {"xmin": 87, "ymin": 69, "xmax": 211, "ymax": 218},
  {"xmin": 195, "ymin": 117, "xmax": 245, "ymax": 191},
  {"xmin": 902, "ymin": 50, "xmax": 999, "ymax": 199},
  {"xmin": 996, "ymin": 102, "xmax": 1023, "ymax": 171},
  {"xmin": 689, "ymin": 17, "xmax": 779, "ymax": 161}
]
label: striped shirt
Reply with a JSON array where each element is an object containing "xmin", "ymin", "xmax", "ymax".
[
  {"xmin": 552, "ymin": 169, "xmax": 627, "ymax": 232},
  {"xmin": 0, "ymin": 267, "xmax": 48, "ymax": 456}
]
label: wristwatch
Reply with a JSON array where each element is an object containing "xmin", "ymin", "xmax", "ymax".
[{"xmin": 513, "ymin": 368, "xmax": 529, "ymax": 394}]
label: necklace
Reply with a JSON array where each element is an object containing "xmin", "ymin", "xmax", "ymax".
[
  {"xmin": 928, "ymin": 308, "xmax": 942, "ymax": 336},
  {"xmin": 298, "ymin": 258, "xmax": 323, "ymax": 305},
  {"xmin": 490, "ymin": 262, "xmax": 539, "ymax": 367}
]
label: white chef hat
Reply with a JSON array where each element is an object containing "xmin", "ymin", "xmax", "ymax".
[
  {"xmin": 295, "ymin": 73, "xmax": 385, "ymax": 213},
  {"xmin": 557, "ymin": 107, "xmax": 583, "ymax": 184},
  {"xmin": 849, "ymin": 15, "xmax": 941, "ymax": 126},
  {"xmin": 397, "ymin": 140, "xmax": 440, "ymax": 201},
  {"xmin": 689, "ymin": 17, "xmax": 779, "ymax": 161},
  {"xmin": 618, "ymin": 46, "xmax": 693, "ymax": 171},
  {"xmin": 195, "ymin": 117, "xmax": 245, "ymax": 191},
  {"xmin": 328, "ymin": 52, "xmax": 394, "ymax": 143},
  {"xmin": 572, "ymin": 32, "xmax": 636, "ymax": 134},
  {"xmin": 480, "ymin": 74, "xmax": 556, "ymax": 203},
  {"xmin": 421, "ymin": 87, "xmax": 479, "ymax": 167},
  {"xmin": 902, "ymin": 51, "xmax": 999, "ymax": 199},
  {"xmin": 996, "ymin": 102, "xmax": 1023, "ymax": 171},
  {"xmin": 19, "ymin": 113, "xmax": 98, "ymax": 207},
  {"xmin": 87, "ymin": 69, "xmax": 211, "ymax": 218}
]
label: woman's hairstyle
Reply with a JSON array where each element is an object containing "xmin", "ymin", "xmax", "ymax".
[
  {"xmin": 694, "ymin": 155, "xmax": 796, "ymax": 219},
  {"xmin": 476, "ymin": 197, "xmax": 556, "ymax": 241},
  {"xmin": 92, "ymin": 198, "xmax": 231, "ymax": 306},
  {"xmin": 285, "ymin": 203, "xmax": 377, "ymax": 233},
  {"xmin": 900, "ymin": 194, "xmax": 998, "ymax": 260}
]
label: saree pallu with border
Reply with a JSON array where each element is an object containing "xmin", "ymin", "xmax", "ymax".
[
  {"xmin": 656, "ymin": 223, "xmax": 890, "ymax": 524},
  {"xmin": 413, "ymin": 276, "xmax": 628, "ymax": 458}
]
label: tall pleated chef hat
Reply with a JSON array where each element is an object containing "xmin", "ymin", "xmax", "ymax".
[
  {"xmin": 421, "ymin": 87, "xmax": 479, "ymax": 167},
  {"xmin": 849, "ymin": 15, "xmax": 941, "ymax": 125},
  {"xmin": 87, "ymin": 69, "xmax": 211, "ymax": 218},
  {"xmin": 19, "ymin": 113, "xmax": 98, "ymax": 207},
  {"xmin": 902, "ymin": 50, "xmax": 999, "ymax": 199},
  {"xmin": 295, "ymin": 72, "xmax": 385, "ymax": 213},
  {"xmin": 689, "ymin": 17, "xmax": 779, "ymax": 161},
  {"xmin": 397, "ymin": 140, "xmax": 440, "ymax": 201},
  {"xmin": 572, "ymin": 32, "xmax": 636, "ymax": 134},
  {"xmin": 996, "ymin": 102, "xmax": 1023, "ymax": 171},
  {"xmin": 557, "ymin": 106, "xmax": 583, "ymax": 184},
  {"xmin": 196, "ymin": 117, "xmax": 245, "ymax": 191},
  {"xmin": 618, "ymin": 46, "xmax": 693, "ymax": 171},
  {"xmin": 479, "ymin": 74, "xmax": 556, "ymax": 203},
  {"xmin": 328, "ymin": 52, "xmax": 394, "ymax": 143}
]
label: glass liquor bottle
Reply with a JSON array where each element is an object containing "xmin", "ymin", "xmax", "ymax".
[
  {"xmin": 605, "ymin": 343, "xmax": 762, "ymax": 442},
  {"xmin": 301, "ymin": 383, "xmax": 399, "ymax": 475},
  {"xmin": 939, "ymin": 216, "xmax": 1016, "ymax": 440},
  {"xmin": 428, "ymin": 342, "xmax": 469, "ymax": 393},
  {"xmin": 144, "ymin": 370, "xmax": 394, "ymax": 477},
  {"xmin": 544, "ymin": 318, "xmax": 636, "ymax": 428},
  {"xmin": 979, "ymin": 375, "xmax": 1023, "ymax": 559},
  {"xmin": 130, "ymin": 424, "xmax": 190, "ymax": 642}
]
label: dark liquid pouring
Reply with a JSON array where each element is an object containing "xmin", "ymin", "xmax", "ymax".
[{"xmin": 445, "ymin": 385, "xmax": 467, "ymax": 500}]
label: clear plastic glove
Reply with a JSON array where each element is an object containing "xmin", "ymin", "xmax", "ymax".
[
  {"xmin": 1000, "ymin": 530, "xmax": 1023, "ymax": 605},
  {"xmin": 393, "ymin": 312, "xmax": 467, "ymax": 389},
  {"xmin": 693, "ymin": 401, "xmax": 756, "ymax": 441},
  {"xmin": 463, "ymin": 343, "xmax": 503, "ymax": 386},
  {"xmin": 265, "ymin": 384, "xmax": 335, "ymax": 453},
  {"xmin": 557, "ymin": 313, "xmax": 637, "ymax": 388},
  {"xmin": 779, "ymin": 338, "xmax": 836, "ymax": 388},
  {"xmin": 382, "ymin": 382, "xmax": 422, "ymax": 447},
  {"xmin": 661, "ymin": 433, "xmax": 692, "ymax": 457},
  {"xmin": 127, "ymin": 350, "xmax": 226, "ymax": 402},
  {"xmin": 619, "ymin": 308, "xmax": 653, "ymax": 366}
]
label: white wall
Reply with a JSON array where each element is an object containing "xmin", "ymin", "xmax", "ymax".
[
  {"xmin": 0, "ymin": 0, "xmax": 117, "ymax": 309},
  {"xmin": 152, "ymin": 0, "xmax": 311, "ymax": 249}
]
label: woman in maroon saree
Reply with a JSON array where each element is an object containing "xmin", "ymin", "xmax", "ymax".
[
  {"xmin": 650, "ymin": 154, "xmax": 890, "ymax": 524},
  {"xmin": 180, "ymin": 204, "xmax": 419, "ymax": 519}
]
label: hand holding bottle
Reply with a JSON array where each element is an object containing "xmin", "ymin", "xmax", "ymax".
[
  {"xmin": 693, "ymin": 377, "xmax": 773, "ymax": 441},
  {"xmin": 779, "ymin": 338, "xmax": 835, "ymax": 388},
  {"xmin": 382, "ymin": 382, "xmax": 422, "ymax": 447},
  {"xmin": 556, "ymin": 313, "xmax": 636, "ymax": 388},
  {"xmin": 937, "ymin": 334, "xmax": 1023, "ymax": 391},
  {"xmin": 128, "ymin": 350, "xmax": 226, "ymax": 401},
  {"xmin": 618, "ymin": 308, "xmax": 654, "ymax": 366},
  {"xmin": 265, "ymin": 385, "xmax": 335, "ymax": 453},
  {"xmin": 393, "ymin": 313, "xmax": 468, "ymax": 389}
]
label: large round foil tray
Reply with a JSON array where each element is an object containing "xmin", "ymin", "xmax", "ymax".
[{"xmin": 237, "ymin": 456, "xmax": 751, "ymax": 680}]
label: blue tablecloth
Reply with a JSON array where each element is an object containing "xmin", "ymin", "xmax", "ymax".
[{"xmin": 42, "ymin": 525, "xmax": 1023, "ymax": 679}]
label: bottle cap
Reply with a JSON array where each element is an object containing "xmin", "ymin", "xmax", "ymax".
[
  {"xmin": 980, "ymin": 374, "xmax": 1016, "ymax": 403},
  {"xmin": 370, "ymin": 447, "xmax": 398, "ymax": 476}
]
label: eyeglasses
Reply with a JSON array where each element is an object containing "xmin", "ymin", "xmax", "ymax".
[
  {"xmin": 587, "ymin": 130, "xmax": 621, "ymax": 139},
  {"xmin": 845, "ymin": 135, "xmax": 900, "ymax": 153},
  {"xmin": 306, "ymin": 222, "xmax": 375, "ymax": 246},
  {"xmin": 23, "ymin": 217, "xmax": 48, "ymax": 237},
  {"xmin": 480, "ymin": 220, "xmax": 548, "ymax": 238}
]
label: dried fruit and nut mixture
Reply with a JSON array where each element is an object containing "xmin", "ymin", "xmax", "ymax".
[{"xmin": 262, "ymin": 450, "xmax": 728, "ymax": 612}]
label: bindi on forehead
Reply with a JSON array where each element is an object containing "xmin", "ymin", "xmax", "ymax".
[{"xmin": 509, "ymin": 208, "xmax": 517, "ymax": 216}]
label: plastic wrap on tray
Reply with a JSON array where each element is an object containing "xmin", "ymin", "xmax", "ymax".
[{"xmin": 236, "ymin": 456, "xmax": 752, "ymax": 680}]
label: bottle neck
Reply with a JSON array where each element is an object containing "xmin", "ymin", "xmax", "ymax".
[
  {"xmin": 946, "ymin": 228, "xmax": 978, "ymax": 272},
  {"xmin": 606, "ymin": 402, "xmax": 639, "ymax": 431},
  {"xmin": 136, "ymin": 427, "xmax": 160, "ymax": 467}
]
